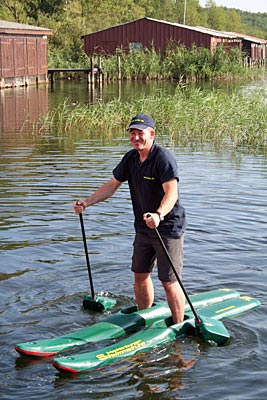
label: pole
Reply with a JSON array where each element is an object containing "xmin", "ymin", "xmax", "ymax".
[{"xmin": 183, "ymin": 0, "xmax": 187, "ymax": 24}]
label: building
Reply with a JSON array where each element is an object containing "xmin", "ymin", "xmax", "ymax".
[
  {"xmin": 82, "ymin": 17, "xmax": 241, "ymax": 56},
  {"xmin": 82, "ymin": 17, "xmax": 267, "ymax": 65},
  {"xmin": 226, "ymin": 32, "xmax": 267, "ymax": 66},
  {"xmin": 0, "ymin": 20, "xmax": 52, "ymax": 89}
]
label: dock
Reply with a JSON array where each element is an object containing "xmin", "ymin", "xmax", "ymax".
[{"xmin": 48, "ymin": 67, "xmax": 103, "ymax": 85}]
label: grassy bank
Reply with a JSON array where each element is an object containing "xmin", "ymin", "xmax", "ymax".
[
  {"xmin": 101, "ymin": 46, "xmax": 262, "ymax": 82},
  {"xmin": 51, "ymin": 46, "xmax": 265, "ymax": 82},
  {"xmin": 39, "ymin": 85, "xmax": 267, "ymax": 152}
]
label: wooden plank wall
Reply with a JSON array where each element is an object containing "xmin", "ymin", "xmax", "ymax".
[{"xmin": 0, "ymin": 35, "xmax": 48, "ymax": 86}]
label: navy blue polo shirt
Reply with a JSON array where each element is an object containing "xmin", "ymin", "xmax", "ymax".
[{"xmin": 113, "ymin": 142, "xmax": 186, "ymax": 238}]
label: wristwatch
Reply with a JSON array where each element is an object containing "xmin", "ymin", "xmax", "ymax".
[{"xmin": 155, "ymin": 211, "xmax": 164, "ymax": 221}]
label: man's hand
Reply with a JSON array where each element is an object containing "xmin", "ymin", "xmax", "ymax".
[
  {"xmin": 73, "ymin": 200, "xmax": 87, "ymax": 214},
  {"xmin": 143, "ymin": 213, "xmax": 160, "ymax": 229}
]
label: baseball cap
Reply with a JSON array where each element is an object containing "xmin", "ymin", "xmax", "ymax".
[{"xmin": 127, "ymin": 114, "xmax": 155, "ymax": 131}]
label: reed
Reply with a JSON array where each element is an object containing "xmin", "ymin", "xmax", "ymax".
[
  {"xmin": 40, "ymin": 85, "xmax": 267, "ymax": 152},
  {"xmin": 99, "ymin": 45, "xmax": 262, "ymax": 82}
]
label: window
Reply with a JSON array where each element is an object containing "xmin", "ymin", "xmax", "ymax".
[{"xmin": 129, "ymin": 42, "xmax": 143, "ymax": 51}]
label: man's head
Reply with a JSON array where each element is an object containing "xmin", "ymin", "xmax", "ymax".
[
  {"xmin": 127, "ymin": 114, "xmax": 155, "ymax": 131},
  {"xmin": 128, "ymin": 114, "xmax": 155, "ymax": 153}
]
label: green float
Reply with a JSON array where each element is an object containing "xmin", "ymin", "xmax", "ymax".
[
  {"xmin": 16, "ymin": 288, "xmax": 241, "ymax": 357},
  {"xmin": 52, "ymin": 295, "xmax": 260, "ymax": 373}
]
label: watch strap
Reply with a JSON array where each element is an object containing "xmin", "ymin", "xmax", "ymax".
[{"xmin": 155, "ymin": 211, "xmax": 164, "ymax": 221}]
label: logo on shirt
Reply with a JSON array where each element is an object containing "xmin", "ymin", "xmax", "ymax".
[{"xmin": 143, "ymin": 176, "xmax": 155, "ymax": 180}]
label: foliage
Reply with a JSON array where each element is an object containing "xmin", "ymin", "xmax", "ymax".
[
  {"xmin": 0, "ymin": 0, "xmax": 27, "ymax": 22},
  {"xmin": 1, "ymin": 0, "xmax": 266, "ymax": 66},
  {"xmin": 37, "ymin": 85, "xmax": 267, "ymax": 152},
  {"xmin": 239, "ymin": 10, "xmax": 267, "ymax": 38},
  {"xmin": 98, "ymin": 45, "xmax": 261, "ymax": 82}
]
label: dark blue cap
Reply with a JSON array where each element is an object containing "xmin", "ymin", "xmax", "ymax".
[{"xmin": 127, "ymin": 114, "xmax": 155, "ymax": 131}]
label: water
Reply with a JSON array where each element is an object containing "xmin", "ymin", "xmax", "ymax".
[{"xmin": 0, "ymin": 81, "xmax": 266, "ymax": 399}]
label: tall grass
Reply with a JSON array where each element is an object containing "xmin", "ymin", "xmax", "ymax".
[
  {"xmin": 100, "ymin": 45, "xmax": 262, "ymax": 82},
  {"xmin": 49, "ymin": 45, "xmax": 264, "ymax": 83},
  {"xmin": 38, "ymin": 85, "xmax": 267, "ymax": 152}
]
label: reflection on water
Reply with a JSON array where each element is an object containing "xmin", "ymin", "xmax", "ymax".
[
  {"xmin": 1, "ymin": 78, "xmax": 267, "ymax": 153},
  {"xmin": 1, "ymin": 139, "xmax": 266, "ymax": 399},
  {"xmin": 0, "ymin": 85, "xmax": 49, "ymax": 135},
  {"xmin": 0, "ymin": 269, "xmax": 31, "ymax": 281},
  {"xmin": 0, "ymin": 80, "xmax": 178, "ymax": 152},
  {"xmin": 0, "ymin": 80, "xmax": 266, "ymax": 400},
  {"xmin": 48, "ymin": 79, "xmax": 177, "ymax": 108}
]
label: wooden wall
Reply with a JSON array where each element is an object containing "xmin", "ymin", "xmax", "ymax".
[{"xmin": 0, "ymin": 33, "xmax": 50, "ymax": 88}]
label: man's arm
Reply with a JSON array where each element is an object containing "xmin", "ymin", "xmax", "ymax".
[
  {"xmin": 157, "ymin": 178, "xmax": 178, "ymax": 216},
  {"xmin": 73, "ymin": 177, "xmax": 122, "ymax": 214},
  {"xmin": 144, "ymin": 178, "xmax": 178, "ymax": 228}
]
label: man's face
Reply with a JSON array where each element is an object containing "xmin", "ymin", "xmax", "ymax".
[{"xmin": 129, "ymin": 127, "xmax": 155, "ymax": 151}]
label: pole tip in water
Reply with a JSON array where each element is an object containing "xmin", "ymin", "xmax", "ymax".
[
  {"xmin": 196, "ymin": 316, "xmax": 230, "ymax": 346},
  {"xmin": 83, "ymin": 294, "xmax": 116, "ymax": 311}
]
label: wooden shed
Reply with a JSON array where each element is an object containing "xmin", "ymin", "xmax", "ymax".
[
  {"xmin": 82, "ymin": 17, "xmax": 241, "ymax": 56},
  {"xmin": 0, "ymin": 20, "xmax": 52, "ymax": 89},
  {"xmin": 226, "ymin": 32, "xmax": 267, "ymax": 66}
]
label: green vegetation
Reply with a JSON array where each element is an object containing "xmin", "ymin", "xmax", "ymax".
[
  {"xmin": 38, "ymin": 85, "xmax": 267, "ymax": 152},
  {"xmin": 100, "ymin": 45, "xmax": 259, "ymax": 82},
  {"xmin": 2, "ymin": 1, "xmax": 266, "ymax": 153},
  {"xmin": 1, "ymin": 0, "xmax": 267, "ymax": 67}
]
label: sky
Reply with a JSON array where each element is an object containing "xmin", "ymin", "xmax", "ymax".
[{"xmin": 199, "ymin": 0, "xmax": 267, "ymax": 13}]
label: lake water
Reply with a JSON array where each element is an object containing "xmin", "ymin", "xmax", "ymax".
[{"xmin": 0, "ymin": 80, "xmax": 266, "ymax": 400}]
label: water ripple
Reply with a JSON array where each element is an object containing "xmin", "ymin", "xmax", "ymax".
[{"xmin": 0, "ymin": 144, "xmax": 266, "ymax": 400}]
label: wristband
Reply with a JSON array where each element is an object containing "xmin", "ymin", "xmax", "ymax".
[{"xmin": 155, "ymin": 211, "xmax": 164, "ymax": 221}]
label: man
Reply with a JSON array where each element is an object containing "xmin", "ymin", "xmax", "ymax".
[{"xmin": 73, "ymin": 113, "xmax": 186, "ymax": 323}]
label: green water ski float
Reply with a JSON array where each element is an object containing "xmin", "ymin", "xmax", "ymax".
[
  {"xmin": 15, "ymin": 288, "xmax": 239, "ymax": 357},
  {"xmin": 53, "ymin": 295, "xmax": 261, "ymax": 373}
]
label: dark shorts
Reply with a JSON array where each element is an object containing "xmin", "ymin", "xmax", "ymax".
[{"xmin": 131, "ymin": 232, "xmax": 184, "ymax": 282}]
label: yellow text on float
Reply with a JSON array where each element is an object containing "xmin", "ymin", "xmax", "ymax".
[{"xmin": 96, "ymin": 339, "xmax": 145, "ymax": 361}]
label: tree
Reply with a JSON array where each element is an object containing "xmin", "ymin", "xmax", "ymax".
[
  {"xmin": 205, "ymin": 1, "xmax": 227, "ymax": 30},
  {"xmin": 0, "ymin": 0, "xmax": 26, "ymax": 22},
  {"xmin": 1, "ymin": 0, "xmax": 266, "ymax": 66},
  {"xmin": 184, "ymin": 0, "xmax": 205, "ymax": 26},
  {"xmin": 224, "ymin": 9, "xmax": 245, "ymax": 33}
]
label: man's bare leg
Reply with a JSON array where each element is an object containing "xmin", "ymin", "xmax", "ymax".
[
  {"xmin": 162, "ymin": 281, "xmax": 185, "ymax": 323},
  {"xmin": 134, "ymin": 272, "xmax": 154, "ymax": 310}
]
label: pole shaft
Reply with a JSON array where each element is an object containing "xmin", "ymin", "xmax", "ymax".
[{"xmin": 79, "ymin": 213, "xmax": 95, "ymax": 299}]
